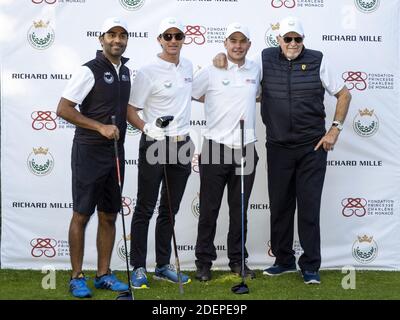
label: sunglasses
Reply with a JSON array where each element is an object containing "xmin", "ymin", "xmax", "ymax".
[
  {"xmin": 160, "ymin": 32, "xmax": 185, "ymax": 41},
  {"xmin": 283, "ymin": 36, "xmax": 303, "ymax": 44}
]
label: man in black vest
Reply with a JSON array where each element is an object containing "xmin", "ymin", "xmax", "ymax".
[
  {"xmin": 261, "ymin": 16, "xmax": 351, "ymax": 284},
  {"xmin": 57, "ymin": 17, "xmax": 131, "ymax": 298},
  {"xmin": 214, "ymin": 16, "xmax": 351, "ymax": 284}
]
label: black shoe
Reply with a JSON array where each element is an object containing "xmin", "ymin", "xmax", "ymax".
[
  {"xmin": 195, "ymin": 266, "xmax": 211, "ymax": 282},
  {"xmin": 229, "ymin": 262, "xmax": 256, "ymax": 279}
]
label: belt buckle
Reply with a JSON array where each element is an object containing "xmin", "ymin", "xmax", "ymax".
[{"xmin": 171, "ymin": 135, "xmax": 185, "ymax": 142}]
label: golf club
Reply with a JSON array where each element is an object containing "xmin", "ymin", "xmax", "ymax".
[
  {"xmin": 155, "ymin": 116, "xmax": 185, "ymax": 294},
  {"xmin": 111, "ymin": 115, "xmax": 134, "ymax": 301},
  {"xmin": 231, "ymin": 119, "xmax": 249, "ymax": 295}
]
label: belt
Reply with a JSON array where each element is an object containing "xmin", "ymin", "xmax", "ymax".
[{"xmin": 167, "ymin": 135, "xmax": 189, "ymax": 142}]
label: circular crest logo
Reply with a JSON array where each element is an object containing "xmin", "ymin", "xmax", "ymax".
[
  {"xmin": 264, "ymin": 22, "xmax": 279, "ymax": 47},
  {"xmin": 27, "ymin": 20, "xmax": 55, "ymax": 50},
  {"xmin": 352, "ymin": 235, "xmax": 378, "ymax": 264},
  {"xmin": 191, "ymin": 194, "xmax": 200, "ymax": 218},
  {"xmin": 104, "ymin": 72, "xmax": 114, "ymax": 84},
  {"xmin": 117, "ymin": 234, "xmax": 131, "ymax": 261},
  {"xmin": 355, "ymin": 0, "xmax": 380, "ymax": 13},
  {"xmin": 119, "ymin": 0, "xmax": 145, "ymax": 11},
  {"xmin": 353, "ymin": 108, "xmax": 379, "ymax": 137},
  {"xmin": 27, "ymin": 147, "xmax": 54, "ymax": 176}
]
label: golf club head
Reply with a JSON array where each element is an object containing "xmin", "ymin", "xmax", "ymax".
[
  {"xmin": 116, "ymin": 290, "xmax": 134, "ymax": 300},
  {"xmin": 156, "ymin": 116, "xmax": 174, "ymax": 128},
  {"xmin": 231, "ymin": 282, "xmax": 249, "ymax": 295}
]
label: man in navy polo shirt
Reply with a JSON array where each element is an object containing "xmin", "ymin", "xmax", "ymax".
[{"xmin": 57, "ymin": 17, "xmax": 131, "ymax": 298}]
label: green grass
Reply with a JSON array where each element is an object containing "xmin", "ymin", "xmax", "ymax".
[{"xmin": 0, "ymin": 269, "xmax": 399, "ymax": 300}]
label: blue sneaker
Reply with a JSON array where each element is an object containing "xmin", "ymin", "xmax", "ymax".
[
  {"xmin": 70, "ymin": 274, "xmax": 92, "ymax": 298},
  {"xmin": 94, "ymin": 272, "xmax": 129, "ymax": 291},
  {"xmin": 263, "ymin": 263, "xmax": 297, "ymax": 276},
  {"xmin": 302, "ymin": 270, "xmax": 321, "ymax": 284},
  {"xmin": 154, "ymin": 264, "xmax": 191, "ymax": 284},
  {"xmin": 131, "ymin": 267, "xmax": 149, "ymax": 289}
]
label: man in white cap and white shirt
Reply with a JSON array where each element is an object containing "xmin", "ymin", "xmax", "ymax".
[
  {"xmin": 192, "ymin": 22, "xmax": 260, "ymax": 281},
  {"xmin": 127, "ymin": 17, "xmax": 194, "ymax": 288},
  {"xmin": 57, "ymin": 17, "xmax": 131, "ymax": 298}
]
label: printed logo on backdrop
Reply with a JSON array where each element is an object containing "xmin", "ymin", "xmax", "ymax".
[
  {"xmin": 352, "ymin": 235, "xmax": 378, "ymax": 264},
  {"xmin": 31, "ymin": 238, "xmax": 57, "ymax": 258},
  {"xmin": 27, "ymin": 20, "xmax": 55, "ymax": 50},
  {"xmin": 342, "ymin": 198, "xmax": 367, "ymax": 217},
  {"xmin": 191, "ymin": 193, "xmax": 200, "ymax": 218},
  {"xmin": 270, "ymin": 0, "xmax": 324, "ymax": 8},
  {"xmin": 122, "ymin": 196, "xmax": 136, "ymax": 216},
  {"xmin": 27, "ymin": 147, "xmax": 54, "ymax": 176},
  {"xmin": 343, "ymin": 71, "xmax": 394, "ymax": 91},
  {"xmin": 248, "ymin": 202, "xmax": 270, "ymax": 214},
  {"xmin": 127, "ymin": 123, "xmax": 141, "ymax": 136},
  {"xmin": 264, "ymin": 23, "xmax": 279, "ymax": 47},
  {"xmin": 192, "ymin": 153, "xmax": 199, "ymax": 173},
  {"xmin": 184, "ymin": 25, "xmax": 207, "ymax": 45},
  {"xmin": 341, "ymin": 198, "xmax": 394, "ymax": 217},
  {"xmin": 117, "ymin": 234, "xmax": 131, "ymax": 262},
  {"xmin": 268, "ymin": 239, "xmax": 303, "ymax": 257},
  {"xmin": 119, "ymin": 0, "xmax": 145, "ymax": 10},
  {"xmin": 342, "ymin": 71, "xmax": 368, "ymax": 91},
  {"xmin": 267, "ymin": 240, "xmax": 274, "ymax": 257},
  {"xmin": 32, "ymin": 111, "xmax": 57, "ymax": 130},
  {"xmin": 354, "ymin": 0, "xmax": 380, "ymax": 13},
  {"xmin": 32, "ymin": 0, "xmax": 56, "ymax": 4},
  {"xmin": 353, "ymin": 108, "xmax": 379, "ymax": 137},
  {"xmin": 184, "ymin": 25, "xmax": 228, "ymax": 45}
]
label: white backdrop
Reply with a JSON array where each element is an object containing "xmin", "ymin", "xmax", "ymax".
[{"xmin": 1, "ymin": 0, "xmax": 400, "ymax": 271}]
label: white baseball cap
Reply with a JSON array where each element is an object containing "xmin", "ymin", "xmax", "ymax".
[
  {"xmin": 278, "ymin": 16, "xmax": 304, "ymax": 37},
  {"xmin": 225, "ymin": 22, "xmax": 250, "ymax": 39},
  {"xmin": 101, "ymin": 17, "xmax": 128, "ymax": 35},
  {"xmin": 158, "ymin": 17, "xmax": 184, "ymax": 35}
]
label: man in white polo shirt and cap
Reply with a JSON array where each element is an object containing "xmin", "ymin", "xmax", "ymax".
[
  {"xmin": 192, "ymin": 22, "xmax": 261, "ymax": 281},
  {"xmin": 126, "ymin": 17, "xmax": 194, "ymax": 289},
  {"xmin": 57, "ymin": 17, "xmax": 131, "ymax": 298}
]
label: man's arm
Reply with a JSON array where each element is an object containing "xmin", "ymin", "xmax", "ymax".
[
  {"xmin": 126, "ymin": 104, "xmax": 145, "ymax": 131},
  {"xmin": 56, "ymin": 97, "xmax": 119, "ymax": 140},
  {"xmin": 314, "ymin": 86, "xmax": 351, "ymax": 151}
]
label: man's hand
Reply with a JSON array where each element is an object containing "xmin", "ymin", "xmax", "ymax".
[
  {"xmin": 213, "ymin": 52, "xmax": 228, "ymax": 69},
  {"xmin": 314, "ymin": 127, "xmax": 340, "ymax": 151},
  {"xmin": 143, "ymin": 122, "xmax": 166, "ymax": 140},
  {"xmin": 99, "ymin": 124, "xmax": 120, "ymax": 140}
]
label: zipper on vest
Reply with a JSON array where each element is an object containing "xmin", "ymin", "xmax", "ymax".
[{"xmin": 288, "ymin": 61, "xmax": 293, "ymax": 135}]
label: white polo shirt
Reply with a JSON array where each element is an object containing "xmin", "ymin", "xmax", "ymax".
[
  {"xmin": 129, "ymin": 55, "xmax": 193, "ymax": 136},
  {"xmin": 192, "ymin": 58, "xmax": 261, "ymax": 148},
  {"xmin": 62, "ymin": 63, "xmax": 122, "ymax": 104}
]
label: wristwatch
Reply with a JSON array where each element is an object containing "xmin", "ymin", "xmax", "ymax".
[{"xmin": 332, "ymin": 120, "xmax": 343, "ymax": 131}]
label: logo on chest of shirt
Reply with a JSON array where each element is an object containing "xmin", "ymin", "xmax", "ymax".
[
  {"xmin": 184, "ymin": 77, "xmax": 192, "ymax": 83},
  {"xmin": 121, "ymin": 74, "xmax": 130, "ymax": 82},
  {"xmin": 104, "ymin": 72, "xmax": 114, "ymax": 84},
  {"xmin": 163, "ymin": 80, "xmax": 173, "ymax": 88},
  {"xmin": 245, "ymin": 79, "xmax": 256, "ymax": 84},
  {"xmin": 222, "ymin": 79, "xmax": 230, "ymax": 86}
]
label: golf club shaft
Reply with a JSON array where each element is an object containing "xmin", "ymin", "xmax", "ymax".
[
  {"xmin": 163, "ymin": 164, "xmax": 184, "ymax": 294},
  {"xmin": 240, "ymin": 119, "xmax": 245, "ymax": 283},
  {"xmin": 111, "ymin": 115, "xmax": 134, "ymax": 297}
]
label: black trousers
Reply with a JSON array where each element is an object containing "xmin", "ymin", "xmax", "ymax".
[
  {"xmin": 267, "ymin": 141, "xmax": 327, "ymax": 272},
  {"xmin": 130, "ymin": 134, "xmax": 194, "ymax": 269},
  {"xmin": 195, "ymin": 139, "xmax": 258, "ymax": 268}
]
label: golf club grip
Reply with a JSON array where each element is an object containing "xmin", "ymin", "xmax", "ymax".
[
  {"xmin": 240, "ymin": 119, "xmax": 244, "ymax": 157},
  {"xmin": 111, "ymin": 116, "xmax": 121, "ymax": 186}
]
